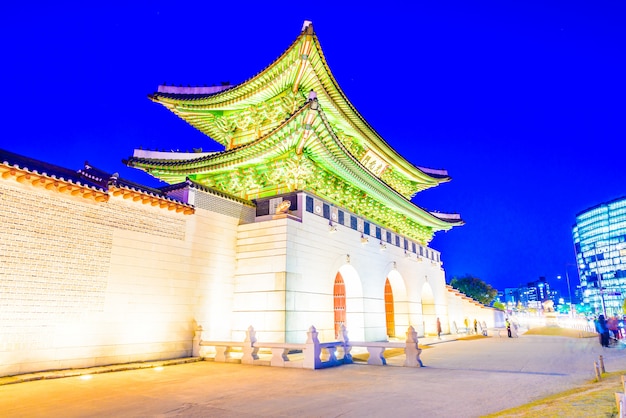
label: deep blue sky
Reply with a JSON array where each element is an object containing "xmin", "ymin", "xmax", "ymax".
[{"xmin": 3, "ymin": 2, "xmax": 625, "ymax": 293}]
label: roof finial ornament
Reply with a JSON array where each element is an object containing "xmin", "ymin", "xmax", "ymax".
[{"xmin": 302, "ymin": 20, "xmax": 313, "ymax": 33}]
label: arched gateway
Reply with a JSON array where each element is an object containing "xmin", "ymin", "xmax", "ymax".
[
  {"xmin": 122, "ymin": 21, "xmax": 463, "ymax": 345},
  {"xmin": 127, "ymin": 21, "xmax": 463, "ymax": 339}
]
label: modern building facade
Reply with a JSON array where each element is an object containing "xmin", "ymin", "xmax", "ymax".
[
  {"xmin": 0, "ymin": 21, "xmax": 500, "ymax": 378},
  {"xmin": 573, "ymin": 196, "xmax": 626, "ymax": 316}
]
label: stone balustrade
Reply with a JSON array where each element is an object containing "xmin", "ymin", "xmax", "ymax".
[{"xmin": 197, "ymin": 324, "xmax": 423, "ymax": 369}]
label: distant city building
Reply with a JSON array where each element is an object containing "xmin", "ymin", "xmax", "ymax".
[
  {"xmin": 503, "ymin": 288, "xmax": 520, "ymax": 305},
  {"xmin": 533, "ymin": 277, "xmax": 551, "ymax": 301},
  {"xmin": 504, "ymin": 277, "xmax": 555, "ymax": 311},
  {"xmin": 524, "ymin": 277, "xmax": 552, "ymax": 309},
  {"xmin": 573, "ymin": 196, "xmax": 626, "ymax": 316}
]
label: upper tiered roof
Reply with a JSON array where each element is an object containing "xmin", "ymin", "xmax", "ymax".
[
  {"xmin": 145, "ymin": 21, "xmax": 450, "ymax": 197},
  {"xmin": 126, "ymin": 21, "xmax": 462, "ymax": 242}
]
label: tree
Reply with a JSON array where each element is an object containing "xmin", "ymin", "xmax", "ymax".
[
  {"xmin": 492, "ymin": 301, "xmax": 505, "ymax": 311},
  {"xmin": 450, "ymin": 275, "xmax": 498, "ymax": 306}
]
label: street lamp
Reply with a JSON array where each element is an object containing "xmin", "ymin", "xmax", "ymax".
[
  {"xmin": 558, "ymin": 264, "xmax": 580, "ymax": 318},
  {"xmin": 564, "ymin": 267, "xmax": 573, "ymax": 317}
]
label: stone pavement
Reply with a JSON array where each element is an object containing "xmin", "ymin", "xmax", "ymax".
[{"xmin": 2, "ymin": 333, "xmax": 626, "ymax": 417}]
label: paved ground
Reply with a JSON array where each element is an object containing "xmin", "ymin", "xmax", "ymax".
[{"xmin": 2, "ymin": 333, "xmax": 626, "ymax": 417}]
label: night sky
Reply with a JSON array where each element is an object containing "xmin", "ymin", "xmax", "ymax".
[{"xmin": 3, "ymin": 2, "xmax": 625, "ymax": 294}]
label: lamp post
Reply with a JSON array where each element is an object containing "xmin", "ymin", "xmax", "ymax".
[
  {"xmin": 560, "ymin": 265, "xmax": 576, "ymax": 318},
  {"xmin": 564, "ymin": 267, "xmax": 573, "ymax": 317},
  {"xmin": 558, "ymin": 264, "xmax": 579, "ymax": 318},
  {"xmin": 556, "ymin": 275, "xmax": 570, "ymax": 316}
]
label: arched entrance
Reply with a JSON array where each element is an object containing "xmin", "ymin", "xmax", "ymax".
[
  {"xmin": 384, "ymin": 278, "xmax": 395, "ymax": 338},
  {"xmin": 333, "ymin": 264, "xmax": 364, "ymax": 341},
  {"xmin": 421, "ymin": 282, "xmax": 437, "ymax": 336},
  {"xmin": 334, "ymin": 273, "xmax": 346, "ymax": 338},
  {"xmin": 384, "ymin": 269, "xmax": 409, "ymax": 339}
]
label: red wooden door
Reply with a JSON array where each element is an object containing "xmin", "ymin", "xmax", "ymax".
[
  {"xmin": 385, "ymin": 278, "xmax": 395, "ymax": 338},
  {"xmin": 334, "ymin": 273, "xmax": 346, "ymax": 338}
]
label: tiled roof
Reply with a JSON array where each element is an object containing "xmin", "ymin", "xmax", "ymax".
[
  {"xmin": 146, "ymin": 21, "xmax": 450, "ymax": 188},
  {"xmin": 0, "ymin": 148, "xmax": 193, "ymax": 213},
  {"xmin": 0, "ymin": 148, "xmax": 106, "ymax": 192},
  {"xmin": 125, "ymin": 100, "xmax": 463, "ymax": 232}
]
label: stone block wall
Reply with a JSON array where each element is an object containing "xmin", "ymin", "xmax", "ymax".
[
  {"xmin": 0, "ymin": 177, "xmax": 488, "ymax": 377},
  {"xmin": 0, "ymin": 182, "xmax": 244, "ymax": 377},
  {"xmin": 231, "ymin": 192, "xmax": 453, "ymax": 344}
]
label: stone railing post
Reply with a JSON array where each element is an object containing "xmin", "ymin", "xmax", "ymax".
[
  {"xmin": 338, "ymin": 324, "xmax": 353, "ymax": 364},
  {"xmin": 404, "ymin": 325, "xmax": 424, "ymax": 367},
  {"xmin": 303, "ymin": 325, "xmax": 321, "ymax": 369},
  {"xmin": 366, "ymin": 347, "xmax": 386, "ymax": 366},
  {"xmin": 214, "ymin": 346, "xmax": 231, "ymax": 362},
  {"xmin": 192, "ymin": 325, "xmax": 203, "ymax": 357},
  {"xmin": 270, "ymin": 348, "xmax": 290, "ymax": 367},
  {"xmin": 321, "ymin": 346, "xmax": 337, "ymax": 363},
  {"xmin": 242, "ymin": 326, "xmax": 259, "ymax": 364}
]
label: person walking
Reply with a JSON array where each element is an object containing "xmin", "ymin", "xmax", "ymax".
[
  {"xmin": 595, "ymin": 315, "xmax": 610, "ymax": 347},
  {"xmin": 436, "ymin": 317, "xmax": 442, "ymax": 340},
  {"xmin": 608, "ymin": 316, "xmax": 619, "ymax": 340},
  {"xmin": 506, "ymin": 318, "xmax": 512, "ymax": 338}
]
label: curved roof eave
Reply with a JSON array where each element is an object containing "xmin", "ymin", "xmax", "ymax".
[
  {"xmin": 301, "ymin": 33, "xmax": 451, "ymax": 185},
  {"xmin": 148, "ymin": 21, "xmax": 449, "ymax": 187},
  {"xmin": 127, "ymin": 101, "xmax": 459, "ymax": 230},
  {"xmin": 306, "ymin": 104, "xmax": 459, "ymax": 230}
]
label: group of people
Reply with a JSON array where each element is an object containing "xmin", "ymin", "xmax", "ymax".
[
  {"xmin": 594, "ymin": 314, "xmax": 624, "ymax": 347},
  {"xmin": 436, "ymin": 317, "xmax": 484, "ymax": 339},
  {"xmin": 463, "ymin": 318, "xmax": 480, "ymax": 335}
]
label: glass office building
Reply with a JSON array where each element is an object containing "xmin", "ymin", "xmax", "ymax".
[{"xmin": 573, "ymin": 196, "xmax": 626, "ymax": 316}]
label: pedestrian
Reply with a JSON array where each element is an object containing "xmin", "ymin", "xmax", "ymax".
[
  {"xmin": 474, "ymin": 319, "xmax": 478, "ymax": 334},
  {"xmin": 595, "ymin": 315, "xmax": 610, "ymax": 347},
  {"xmin": 608, "ymin": 316, "xmax": 619, "ymax": 340},
  {"xmin": 437, "ymin": 317, "xmax": 442, "ymax": 339},
  {"xmin": 506, "ymin": 318, "xmax": 512, "ymax": 338}
]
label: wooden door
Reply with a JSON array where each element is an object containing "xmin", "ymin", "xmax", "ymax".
[
  {"xmin": 385, "ymin": 278, "xmax": 395, "ymax": 338},
  {"xmin": 334, "ymin": 273, "xmax": 346, "ymax": 338}
]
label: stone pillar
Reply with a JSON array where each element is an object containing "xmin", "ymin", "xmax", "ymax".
[
  {"xmin": 404, "ymin": 326, "xmax": 423, "ymax": 367},
  {"xmin": 303, "ymin": 326, "xmax": 321, "ymax": 369},
  {"xmin": 338, "ymin": 324, "xmax": 353, "ymax": 364},
  {"xmin": 241, "ymin": 326, "xmax": 259, "ymax": 365}
]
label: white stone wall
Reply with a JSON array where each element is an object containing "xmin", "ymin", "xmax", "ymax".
[
  {"xmin": 445, "ymin": 288, "xmax": 498, "ymax": 333},
  {"xmin": 0, "ymin": 182, "xmax": 243, "ymax": 377},
  {"xmin": 232, "ymin": 202, "xmax": 452, "ymax": 344},
  {"xmin": 0, "ymin": 178, "xmax": 491, "ymax": 377}
]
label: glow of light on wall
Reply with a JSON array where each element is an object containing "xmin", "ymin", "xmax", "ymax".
[{"xmin": 79, "ymin": 374, "xmax": 93, "ymax": 380}]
